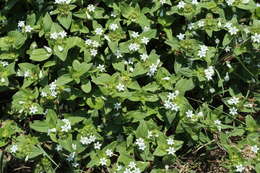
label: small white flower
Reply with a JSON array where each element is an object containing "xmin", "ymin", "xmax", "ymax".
[
  {"xmin": 224, "ymin": 72, "xmax": 230, "ymax": 81},
  {"xmin": 29, "ymin": 105, "xmax": 38, "ymax": 114},
  {"xmin": 186, "ymin": 110, "xmax": 194, "ymax": 118},
  {"xmin": 235, "ymin": 164, "xmax": 245, "ymax": 173},
  {"xmin": 140, "ymin": 53, "xmax": 149, "ymax": 61},
  {"xmin": 198, "ymin": 112, "xmax": 204, "ymax": 117},
  {"xmin": 227, "ymin": 97, "xmax": 239, "ymax": 105},
  {"xmin": 85, "ymin": 39, "xmax": 92, "ymax": 45},
  {"xmin": 87, "ymin": 4, "xmax": 95, "ymax": 12},
  {"xmin": 129, "ymin": 161, "xmax": 136, "ymax": 169},
  {"xmin": 135, "ymin": 138, "xmax": 146, "ymax": 151},
  {"xmin": 72, "ymin": 162, "xmax": 79, "ymax": 167},
  {"xmin": 251, "ymin": 33, "xmax": 260, "ymax": 43},
  {"xmin": 225, "ymin": 46, "xmax": 231, "ymax": 52},
  {"xmin": 204, "ymin": 66, "xmax": 214, "ymax": 80},
  {"xmin": 99, "ymin": 157, "xmax": 107, "ymax": 166},
  {"xmin": 50, "ymin": 32, "xmax": 59, "ymax": 40},
  {"xmin": 72, "ymin": 144, "xmax": 77, "ymax": 150},
  {"xmin": 244, "ymin": 103, "xmax": 253, "ymax": 108},
  {"xmin": 0, "ymin": 61, "xmax": 8, "ymax": 67},
  {"xmin": 167, "ymin": 90, "xmax": 179, "ymax": 100},
  {"xmin": 10, "ymin": 144, "xmax": 18, "ymax": 153},
  {"xmin": 215, "ymin": 38, "xmax": 220, "ymax": 44},
  {"xmin": 116, "ymin": 164, "xmax": 123, "ymax": 171},
  {"xmin": 55, "ymin": 145, "xmax": 62, "ymax": 151},
  {"xmin": 115, "ymin": 50, "xmax": 123, "ymax": 58},
  {"xmin": 143, "ymin": 26, "xmax": 150, "ymax": 32},
  {"xmin": 131, "ymin": 32, "xmax": 139, "ymax": 38},
  {"xmin": 251, "ymin": 145, "xmax": 259, "ymax": 153},
  {"xmin": 114, "ymin": 102, "xmax": 121, "ymax": 111},
  {"xmin": 105, "ymin": 149, "xmax": 113, "ymax": 157},
  {"xmin": 66, "ymin": 152, "xmax": 75, "ymax": 162},
  {"xmin": 59, "ymin": 31, "xmax": 67, "ymax": 38},
  {"xmin": 90, "ymin": 49, "xmax": 98, "ymax": 56},
  {"xmin": 97, "ymin": 64, "xmax": 105, "ymax": 72},
  {"xmin": 95, "ymin": 27, "xmax": 103, "ymax": 35},
  {"xmin": 94, "ymin": 142, "xmax": 102, "ymax": 149},
  {"xmin": 141, "ymin": 37, "xmax": 149, "ymax": 45},
  {"xmin": 23, "ymin": 70, "xmax": 30, "ymax": 78},
  {"xmin": 229, "ymin": 26, "xmax": 239, "ymax": 35},
  {"xmin": 191, "ymin": 0, "xmax": 198, "ymax": 5},
  {"xmin": 214, "ymin": 120, "xmax": 221, "ymax": 125},
  {"xmin": 18, "ymin": 21, "xmax": 25, "ymax": 28},
  {"xmin": 109, "ymin": 23, "xmax": 118, "ymax": 31},
  {"xmin": 226, "ymin": 0, "xmax": 235, "ymax": 6},
  {"xmin": 167, "ymin": 138, "xmax": 174, "ymax": 145},
  {"xmin": 166, "ymin": 147, "xmax": 176, "ymax": 155},
  {"xmin": 177, "ymin": 33, "xmax": 185, "ymax": 40},
  {"xmin": 188, "ymin": 23, "xmax": 194, "ymax": 30},
  {"xmin": 160, "ymin": 0, "xmax": 166, "ymax": 4},
  {"xmin": 198, "ymin": 21, "xmax": 205, "ymax": 27},
  {"xmin": 129, "ymin": 43, "xmax": 140, "ymax": 51},
  {"xmin": 177, "ymin": 1, "xmax": 186, "ymax": 9},
  {"xmin": 116, "ymin": 83, "xmax": 125, "ymax": 92},
  {"xmin": 229, "ymin": 107, "xmax": 238, "ymax": 115},
  {"xmin": 61, "ymin": 119, "xmax": 71, "ymax": 132},
  {"xmin": 24, "ymin": 25, "xmax": 33, "ymax": 33}
]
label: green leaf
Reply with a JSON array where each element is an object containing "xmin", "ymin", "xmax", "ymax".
[
  {"xmin": 81, "ymin": 81, "xmax": 91, "ymax": 93},
  {"xmin": 135, "ymin": 121, "xmax": 148, "ymax": 138},
  {"xmin": 175, "ymin": 78, "xmax": 195, "ymax": 93},
  {"xmin": 29, "ymin": 121, "xmax": 49, "ymax": 133},
  {"xmin": 57, "ymin": 13, "xmax": 72, "ymax": 30},
  {"xmin": 29, "ymin": 48, "xmax": 52, "ymax": 61}
]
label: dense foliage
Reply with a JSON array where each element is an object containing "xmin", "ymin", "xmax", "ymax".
[{"xmin": 0, "ymin": 0, "xmax": 259, "ymax": 172}]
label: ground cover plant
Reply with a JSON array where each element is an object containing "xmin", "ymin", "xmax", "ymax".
[{"xmin": 0, "ymin": 0, "xmax": 259, "ymax": 172}]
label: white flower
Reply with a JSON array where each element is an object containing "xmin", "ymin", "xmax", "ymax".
[
  {"xmin": 80, "ymin": 136, "xmax": 92, "ymax": 145},
  {"xmin": 111, "ymin": 12, "xmax": 117, "ymax": 18},
  {"xmin": 129, "ymin": 43, "xmax": 140, "ymax": 51},
  {"xmin": 85, "ymin": 39, "xmax": 92, "ymax": 45},
  {"xmin": 198, "ymin": 21, "xmax": 205, "ymax": 27},
  {"xmin": 117, "ymin": 164, "xmax": 123, "ymax": 171},
  {"xmin": 131, "ymin": 32, "xmax": 139, "ymax": 38},
  {"xmin": 177, "ymin": 33, "xmax": 185, "ymax": 40},
  {"xmin": 147, "ymin": 60, "xmax": 160, "ymax": 76},
  {"xmin": 66, "ymin": 152, "xmax": 75, "ymax": 162},
  {"xmin": 186, "ymin": 110, "xmax": 194, "ymax": 118},
  {"xmin": 23, "ymin": 70, "xmax": 30, "ymax": 78},
  {"xmin": 227, "ymin": 97, "xmax": 239, "ymax": 105},
  {"xmin": 10, "ymin": 144, "xmax": 18, "ymax": 153},
  {"xmin": 225, "ymin": 46, "xmax": 231, "ymax": 52},
  {"xmin": 229, "ymin": 107, "xmax": 238, "ymax": 115},
  {"xmin": 97, "ymin": 64, "xmax": 105, "ymax": 72},
  {"xmin": 105, "ymin": 149, "xmax": 113, "ymax": 157},
  {"xmin": 109, "ymin": 23, "xmax": 118, "ymax": 31},
  {"xmin": 24, "ymin": 25, "xmax": 33, "ymax": 33},
  {"xmin": 55, "ymin": 145, "xmax": 62, "ymax": 151},
  {"xmin": 166, "ymin": 147, "xmax": 176, "ymax": 155},
  {"xmin": 116, "ymin": 83, "xmax": 125, "ymax": 92},
  {"xmin": 160, "ymin": 0, "xmax": 166, "ymax": 4},
  {"xmin": 229, "ymin": 26, "xmax": 239, "ymax": 35},
  {"xmin": 94, "ymin": 142, "xmax": 102, "ymax": 149},
  {"xmin": 235, "ymin": 165, "xmax": 245, "ymax": 173},
  {"xmin": 141, "ymin": 37, "xmax": 149, "ymax": 44},
  {"xmin": 18, "ymin": 21, "xmax": 25, "ymax": 28},
  {"xmin": 129, "ymin": 161, "xmax": 136, "ymax": 169},
  {"xmin": 244, "ymin": 103, "xmax": 253, "ymax": 108},
  {"xmin": 72, "ymin": 162, "xmax": 79, "ymax": 168},
  {"xmin": 87, "ymin": 4, "xmax": 95, "ymax": 12},
  {"xmin": 59, "ymin": 31, "xmax": 67, "ymax": 38},
  {"xmin": 204, "ymin": 66, "xmax": 214, "ymax": 80},
  {"xmin": 198, "ymin": 45, "xmax": 208, "ymax": 58},
  {"xmin": 167, "ymin": 90, "xmax": 179, "ymax": 100},
  {"xmin": 99, "ymin": 158, "xmax": 107, "ymax": 166},
  {"xmin": 49, "ymin": 80, "xmax": 57, "ymax": 91},
  {"xmin": 177, "ymin": 1, "xmax": 186, "ymax": 9},
  {"xmin": 29, "ymin": 105, "xmax": 38, "ymax": 114},
  {"xmin": 135, "ymin": 138, "xmax": 146, "ymax": 150},
  {"xmin": 148, "ymin": 131, "xmax": 153, "ymax": 138},
  {"xmin": 251, "ymin": 145, "xmax": 259, "ymax": 153},
  {"xmin": 143, "ymin": 26, "xmax": 150, "ymax": 32},
  {"xmin": 167, "ymin": 138, "xmax": 174, "ymax": 145},
  {"xmin": 191, "ymin": 0, "xmax": 198, "ymax": 5},
  {"xmin": 140, "ymin": 53, "xmax": 149, "ymax": 61},
  {"xmin": 90, "ymin": 49, "xmax": 98, "ymax": 56},
  {"xmin": 61, "ymin": 119, "xmax": 71, "ymax": 132},
  {"xmin": 163, "ymin": 100, "xmax": 179, "ymax": 111},
  {"xmin": 95, "ymin": 28, "xmax": 103, "ymax": 35},
  {"xmin": 226, "ymin": 0, "xmax": 235, "ymax": 6},
  {"xmin": 215, "ymin": 38, "xmax": 220, "ymax": 44},
  {"xmin": 251, "ymin": 33, "xmax": 260, "ymax": 43},
  {"xmin": 214, "ymin": 120, "xmax": 221, "ymax": 125},
  {"xmin": 0, "ymin": 77, "xmax": 5, "ymax": 83},
  {"xmin": 55, "ymin": 0, "xmax": 71, "ymax": 4},
  {"xmin": 114, "ymin": 102, "xmax": 121, "ymax": 111},
  {"xmin": 198, "ymin": 112, "xmax": 204, "ymax": 117},
  {"xmin": 188, "ymin": 23, "xmax": 194, "ymax": 30},
  {"xmin": 50, "ymin": 32, "xmax": 59, "ymax": 40},
  {"xmin": 115, "ymin": 50, "xmax": 123, "ymax": 58}
]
